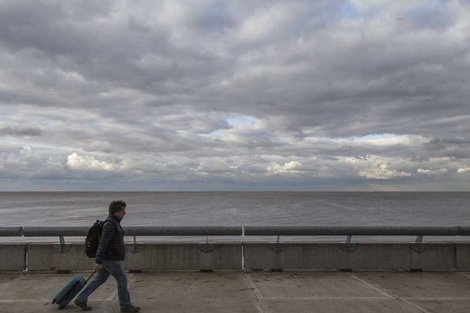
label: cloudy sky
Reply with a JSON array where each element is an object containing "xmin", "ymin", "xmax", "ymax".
[{"xmin": 0, "ymin": 0, "xmax": 469, "ymax": 191}]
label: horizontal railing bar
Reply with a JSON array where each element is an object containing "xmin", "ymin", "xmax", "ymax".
[
  {"xmin": 22, "ymin": 227, "xmax": 89, "ymax": 236},
  {"xmin": 459, "ymin": 226, "xmax": 470, "ymax": 235},
  {"xmin": 244, "ymin": 226, "xmax": 468, "ymax": 236},
  {"xmin": 124, "ymin": 226, "xmax": 243, "ymax": 236},
  {"xmin": 21, "ymin": 226, "xmax": 243, "ymax": 237},
  {"xmin": 0, "ymin": 227, "xmax": 23, "ymax": 236},
  {"xmin": 5, "ymin": 226, "xmax": 470, "ymax": 237}
]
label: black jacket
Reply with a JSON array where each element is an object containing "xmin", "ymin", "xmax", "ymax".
[{"xmin": 95, "ymin": 215, "xmax": 126, "ymax": 264}]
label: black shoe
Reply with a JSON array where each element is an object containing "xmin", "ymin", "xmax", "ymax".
[
  {"xmin": 74, "ymin": 299, "xmax": 92, "ymax": 311},
  {"xmin": 121, "ymin": 305, "xmax": 141, "ymax": 313}
]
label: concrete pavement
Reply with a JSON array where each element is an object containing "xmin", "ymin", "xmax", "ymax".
[{"xmin": 1, "ymin": 270, "xmax": 470, "ymax": 313}]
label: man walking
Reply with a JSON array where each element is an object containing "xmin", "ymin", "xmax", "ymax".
[{"xmin": 75, "ymin": 200, "xmax": 140, "ymax": 312}]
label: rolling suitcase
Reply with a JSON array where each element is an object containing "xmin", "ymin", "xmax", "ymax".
[{"xmin": 52, "ymin": 271, "xmax": 96, "ymax": 310}]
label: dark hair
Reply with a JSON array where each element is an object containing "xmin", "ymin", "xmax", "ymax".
[{"xmin": 109, "ymin": 200, "xmax": 126, "ymax": 214}]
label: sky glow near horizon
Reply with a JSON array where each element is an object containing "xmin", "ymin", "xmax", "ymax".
[{"xmin": 0, "ymin": 0, "xmax": 470, "ymax": 191}]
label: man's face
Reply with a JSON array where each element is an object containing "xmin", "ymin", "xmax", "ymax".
[{"xmin": 114, "ymin": 208, "xmax": 126, "ymax": 219}]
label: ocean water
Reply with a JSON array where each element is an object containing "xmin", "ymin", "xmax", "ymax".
[
  {"xmin": 0, "ymin": 191, "xmax": 469, "ymax": 227},
  {"xmin": 0, "ymin": 192, "xmax": 469, "ymax": 242}
]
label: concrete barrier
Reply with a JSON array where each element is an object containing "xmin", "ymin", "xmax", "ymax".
[
  {"xmin": 243, "ymin": 242, "xmax": 468, "ymax": 271},
  {"xmin": 455, "ymin": 243, "xmax": 470, "ymax": 269},
  {"xmin": 0, "ymin": 244, "xmax": 26, "ymax": 271},
  {"xmin": 27, "ymin": 243, "xmax": 95, "ymax": 271},
  {"xmin": 125, "ymin": 242, "xmax": 242, "ymax": 271},
  {"xmin": 1, "ymin": 241, "xmax": 470, "ymax": 272},
  {"xmin": 25, "ymin": 242, "xmax": 242, "ymax": 271}
]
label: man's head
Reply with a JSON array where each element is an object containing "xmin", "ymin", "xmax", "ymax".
[{"xmin": 109, "ymin": 200, "xmax": 126, "ymax": 219}]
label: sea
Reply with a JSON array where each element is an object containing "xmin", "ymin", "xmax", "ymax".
[{"xmin": 1, "ymin": 192, "xmax": 469, "ymax": 242}]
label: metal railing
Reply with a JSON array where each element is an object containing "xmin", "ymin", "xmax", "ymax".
[
  {"xmin": 1, "ymin": 226, "xmax": 469, "ymax": 254},
  {"xmin": 19, "ymin": 226, "xmax": 242, "ymax": 237},
  {"xmin": 21, "ymin": 226, "xmax": 242, "ymax": 251},
  {"xmin": 2, "ymin": 225, "xmax": 470, "ymax": 242},
  {"xmin": 244, "ymin": 226, "xmax": 470, "ymax": 251},
  {"xmin": 2, "ymin": 225, "xmax": 470, "ymax": 238},
  {"xmin": 244, "ymin": 226, "xmax": 470, "ymax": 236},
  {"xmin": 0, "ymin": 227, "xmax": 23, "ymax": 237}
]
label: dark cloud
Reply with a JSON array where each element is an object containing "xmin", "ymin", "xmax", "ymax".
[
  {"xmin": 0, "ymin": 126, "xmax": 42, "ymax": 137},
  {"xmin": 423, "ymin": 136, "xmax": 470, "ymax": 159},
  {"xmin": 0, "ymin": 0, "xmax": 469, "ymax": 190}
]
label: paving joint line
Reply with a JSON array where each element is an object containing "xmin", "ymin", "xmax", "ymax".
[
  {"xmin": 0, "ymin": 300, "xmax": 52, "ymax": 303},
  {"xmin": 351, "ymin": 274, "xmax": 432, "ymax": 313},
  {"xmin": 254, "ymin": 296, "xmax": 395, "ymax": 301},
  {"xmin": 243, "ymin": 272, "xmax": 267, "ymax": 313},
  {"xmin": 402, "ymin": 297, "xmax": 470, "ymax": 301}
]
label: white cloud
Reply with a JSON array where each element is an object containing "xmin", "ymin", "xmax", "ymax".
[
  {"xmin": 66, "ymin": 153, "xmax": 119, "ymax": 171},
  {"xmin": 360, "ymin": 167, "xmax": 411, "ymax": 180},
  {"xmin": 457, "ymin": 167, "xmax": 470, "ymax": 174},
  {"xmin": 417, "ymin": 168, "xmax": 448, "ymax": 175},
  {"xmin": 267, "ymin": 161, "xmax": 301, "ymax": 175},
  {"xmin": 20, "ymin": 146, "xmax": 32, "ymax": 157},
  {"xmin": 348, "ymin": 134, "xmax": 427, "ymax": 146},
  {"xmin": 345, "ymin": 156, "xmax": 412, "ymax": 180}
]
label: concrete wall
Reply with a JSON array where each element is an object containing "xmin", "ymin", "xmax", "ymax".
[
  {"xmin": 0, "ymin": 243, "xmax": 26, "ymax": 271},
  {"xmin": 5, "ymin": 242, "xmax": 242, "ymax": 271},
  {"xmin": 1, "ymin": 242, "xmax": 470, "ymax": 271},
  {"xmin": 125, "ymin": 243, "xmax": 242, "ymax": 271},
  {"xmin": 243, "ymin": 242, "xmax": 465, "ymax": 271},
  {"xmin": 455, "ymin": 243, "xmax": 470, "ymax": 269},
  {"xmin": 27, "ymin": 243, "xmax": 95, "ymax": 271}
]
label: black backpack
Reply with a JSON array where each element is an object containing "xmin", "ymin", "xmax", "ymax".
[{"xmin": 85, "ymin": 220, "xmax": 106, "ymax": 258}]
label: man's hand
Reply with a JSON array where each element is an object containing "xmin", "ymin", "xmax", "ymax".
[{"xmin": 94, "ymin": 263, "xmax": 103, "ymax": 272}]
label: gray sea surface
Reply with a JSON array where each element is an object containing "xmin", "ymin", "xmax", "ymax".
[{"xmin": 0, "ymin": 192, "xmax": 469, "ymax": 242}]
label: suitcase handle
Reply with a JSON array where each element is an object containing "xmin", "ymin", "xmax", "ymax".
[{"xmin": 85, "ymin": 271, "xmax": 96, "ymax": 284}]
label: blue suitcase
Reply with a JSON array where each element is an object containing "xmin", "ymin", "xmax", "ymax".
[{"xmin": 52, "ymin": 272, "xmax": 95, "ymax": 310}]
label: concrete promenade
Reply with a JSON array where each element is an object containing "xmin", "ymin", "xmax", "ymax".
[{"xmin": 1, "ymin": 270, "xmax": 470, "ymax": 313}]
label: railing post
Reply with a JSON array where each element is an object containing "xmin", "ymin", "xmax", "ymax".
[
  {"xmin": 410, "ymin": 235, "xmax": 426, "ymax": 254},
  {"xmin": 341, "ymin": 235, "xmax": 357, "ymax": 253},
  {"xmin": 53, "ymin": 235, "xmax": 71, "ymax": 254},
  {"xmin": 128, "ymin": 235, "xmax": 143, "ymax": 253}
]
